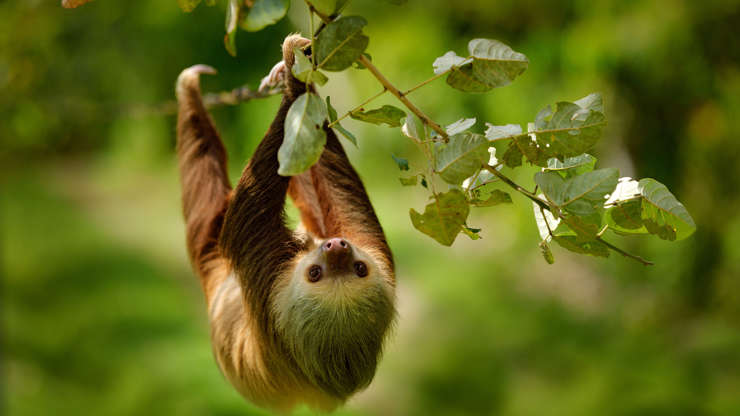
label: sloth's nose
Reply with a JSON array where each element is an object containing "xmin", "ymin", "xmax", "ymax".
[
  {"xmin": 322, "ymin": 238, "xmax": 351, "ymax": 272},
  {"xmin": 323, "ymin": 238, "xmax": 349, "ymax": 252}
]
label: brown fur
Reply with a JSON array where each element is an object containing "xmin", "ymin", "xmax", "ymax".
[{"xmin": 175, "ymin": 35, "xmax": 395, "ymax": 412}]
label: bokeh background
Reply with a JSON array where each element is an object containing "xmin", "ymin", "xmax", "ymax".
[{"xmin": 3, "ymin": 0, "xmax": 740, "ymax": 414}]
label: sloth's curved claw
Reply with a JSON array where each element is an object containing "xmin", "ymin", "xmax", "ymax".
[
  {"xmin": 259, "ymin": 60, "xmax": 287, "ymax": 93},
  {"xmin": 176, "ymin": 64, "xmax": 218, "ymax": 98}
]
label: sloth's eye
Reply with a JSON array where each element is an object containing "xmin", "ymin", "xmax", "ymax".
[
  {"xmin": 354, "ymin": 261, "xmax": 368, "ymax": 278},
  {"xmin": 307, "ymin": 265, "xmax": 322, "ymax": 282}
]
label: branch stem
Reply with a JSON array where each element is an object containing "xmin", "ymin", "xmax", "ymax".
[
  {"xmin": 358, "ymin": 55, "xmax": 448, "ymax": 139},
  {"xmin": 328, "ymin": 88, "xmax": 388, "ymax": 128},
  {"xmin": 597, "ymin": 237, "xmax": 654, "ymax": 266},
  {"xmin": 402, "ymin": 70, "xmax": 450, "ymax": 96}
]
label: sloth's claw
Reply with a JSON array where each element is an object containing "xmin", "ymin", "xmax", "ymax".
[{"xmin": 259, "ymin": 60, "xmax": 287, "ymax": 92}]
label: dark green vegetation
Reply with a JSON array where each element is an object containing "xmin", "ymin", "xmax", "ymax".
[{"xmin": 3, "ymin": 0, "xmax": 740, "ymax": 415}]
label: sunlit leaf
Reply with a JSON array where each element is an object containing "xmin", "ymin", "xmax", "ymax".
[
  {"xmin": 604, "ymin": 177, "xmax": 646, "ymax": 234},
  {"xmin": 224, "ymin": 0, "xmax": 241, "ymax": 56},
  {"xmin": 350, "ymin": 105, "xmax": 406, "ymax": 127},
  {"xmin": 484, "ymin": 123, "xmax": 523, "ymax": 141},
  {"xmin": 410, "ymin": 189, "xmax": 469, "ymax": 246},
  {"xmin": 278, "ymin": 92, "xmax": 328, "ymax": 176},
  {"xmin": 434, "ymin": 132, "xmax": 489, "ymax": 184},
  {"xmin": 532, "ymin": 198, "xmax": 560, "ymax": 241},
  {"xmin": 535, "ymin": 168, "xmax": 618, "ymax": 215},
  {"xmin": 545, "ymin": 153, "xmax": 597, "ymax": 178},
  {"xmin": 603, "ymin": 177, "xmax": 695, "ymax": 240},
  {"xmin": 242, "ymin": 0, "xmax": 289, "ymax": 32},
  {"xmin": 446, "ymin": 118, "xmax": 476, "ymax": 135},
  {"xmin": 467, "ymin": 38, "xmax": 528, "ymax": 88},
  {"xmin": 391, "ymin": 154, "xmax": 409, "ymax": 171},
  {"xmin": 432, "ymin": 51, "xmax": 470, "ymax": 75},
  {"xmin": 638, "ymin": 178, "xmax": 696, "ymax": 241},
  {"xmin": 315, "ymin": 16, "xmax": 369, "ymax": 71},
  {"xmin": 574, "ymin": 93, "xmax": 604, "ymax": 113},
  {"xmin": 402, "ymin": 115, "xmax": 428, "ymax": 141}
]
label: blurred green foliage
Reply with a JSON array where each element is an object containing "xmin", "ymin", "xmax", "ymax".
[{"xmin": 3, "ymin": 0, "xmax": 740, "ymax": 415}]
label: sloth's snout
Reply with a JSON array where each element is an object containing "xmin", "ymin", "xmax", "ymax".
[
  {"xmin": 322, "ymin": 238, "xmax": 351, "ymax": 272},
  {"xmin": 323, "ymin": 238, "xmax": 349, "ymax": 252}
]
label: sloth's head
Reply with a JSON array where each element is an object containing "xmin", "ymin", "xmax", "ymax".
[{"xmin": 272, "ymin": 237, "xmax": 396, "ymax": 398}]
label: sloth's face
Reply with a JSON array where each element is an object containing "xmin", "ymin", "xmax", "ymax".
[
  {"xmin": 280, "ymin": 237, "xmax": 393, "ymax": 304},
  {"xmin": 271, "ymin": 238, "xmax": 396, "ymax": 397}
]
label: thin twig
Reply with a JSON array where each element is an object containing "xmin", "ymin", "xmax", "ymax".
[
  {"xmin": 596, "ymin": 237, "xmax": 654, "ymax": 266},
  {"xmin": 358, "ymin": 55, "xmax": 448, "ymax": 140},
  {"xmin": 483, "ymin": 164, "xmax": 548, "ymax": 210},
  {"xmin": 328, "ymin": 88, "xmax": 388, "ymax": 128},
  {"xmin": 402, "ymin": 70, "xmax": 450, "ymax": 96},
  {"xmin": 126, "ymin": 84, "xmax": 280, "ymax": 118}
]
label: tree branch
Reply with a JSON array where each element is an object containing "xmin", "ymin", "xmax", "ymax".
[{"xmin": 126, "ymin": 84, "xmax": 280, "ymax": 118}]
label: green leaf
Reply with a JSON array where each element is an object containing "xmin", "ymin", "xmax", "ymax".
[
  {"xmin": 399, "ymin": 176, "xmax": 418, "ymax": 186},
  {"xmin": 333, "ymin": 124, "xmax": 357, "ymax": 145},
  {"xmin": 574, "ymin": 93, "xmax": 604, "ymax": 113},
  {"xmin": 434, "ymin": 132, "xmax": 489, "ymax": 185},
  {"xmin": 326, "ymin": 96, "xmax": 356, "ymax": 146},
  {"xmin": 177, "ymin": 0, "xmax": 201, "ymax": 12},
  {"xmin": 535, "ymin": 168, "xmax": 619, "ymax": 215},
  {"xmin": 545, "ymin": 153, "xmax": 597, "ymax": 178},
  {"xmin": 529, "ymin": 100, "xmax": 606, "ymax": 165},
  {"xmin": 432, "ymin": 51, "xmax": 470, "ymax": 74},
  {"xmin": 391, "ymin": 154, "xmax": 409, "ymax": 171},
  {"xmin": 446, "ymin": 118, "xmax": 476, "ymax": 135},
  {"xmin": 446, "ymin": 64, "xmax": 492, "ymax": 93},
  {"xmin": 495, "ymin": 95, "xmax": 606, "ymax": 167},
  {"xmin": 485, "ymin": 123, "xmax": 526, "ymax": 168},
  {"xmin": 467, "ymin": 38, "xmax": 528, "ymax": 88},
  {"xmin": 315, "ymin": 16, "xmax": 369, "ymax": 71},
  {"xmin": 350, "ymin": 105, "xmax": 406, "ymax": 127},
  {"xmin": 484, "ymin": 123, "xmax": 523, "ymax": 141},
  {"xmin": 386, "ymin": 0, "xmax": 408, "ymax": 4},
  {"xmin": 409, "ymin": 189, "xmax": 470, "ymax": 246},
  {"xmin": 278, "ymin": 92, "xmax": 328, "ymax": 176},
  {"xmin": 604, "ymin": 178, "xmax": 646, "ymax": 234},
  {"xmin": 553, "ymin": 236, "xmax": 610, "ymax": 258},
  {"xmin": 603, "ymin": 177, "xmax": 696, "ymax": 241},
  {"xmin": 292, "ymin": 47, "xmax": 313, "ymax": 82},
  {"xmin": 292, "ymin": 48, "xmax": 329, "ymax": 86},
  {"xmin": 539, "ymin": 241, "xmax": 555, "ymax": 264},
  {"xmin": 307, "ymin": 0, "xmax": 336, "ymax": 15},
  {"xmin": 638, "ymin": 178, "xmax": 696, "ymax": 241},
  {"xmin": 462, "ymin": 226, "xmax": 482, "ymax": 240},
  {"xmin": 470, "ymin": 189, "xmax": 511, "ymax": 207},
  {"xmin": 224, "ymin": 0, "xmax": 241, "ymax": 56},
  {"xmin": 402, "ymin": 115, "xmax": 428, "ymax": 141},
  {"xmin": 242, "ymin": 0, "xmax": 289, "ymax": 32}
]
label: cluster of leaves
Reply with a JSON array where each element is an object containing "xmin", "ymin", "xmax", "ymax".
[{"xmin": 171, "ymin": 0, "xmax": 695, "ymax": 265}]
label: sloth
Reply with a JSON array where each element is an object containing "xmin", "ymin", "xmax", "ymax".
[{"xmin": 175, "ymin": 35, "xmax": 396, "ymax": 412}]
